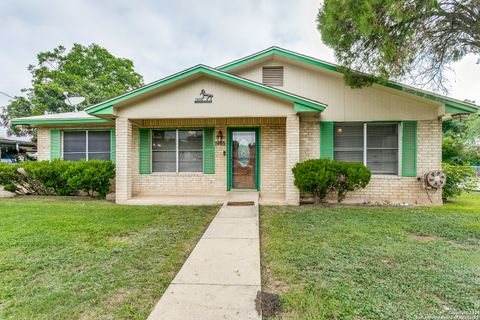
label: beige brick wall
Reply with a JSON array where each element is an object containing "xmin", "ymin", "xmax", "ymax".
[
  {"xmin": 130, "ymin": 118, "xmax": 286, "ymax": 198},
  {"xmin": 300, "ymin": 116, "xmax": 320, "ymax": 161},
  {"xmin": 34, "ymin": 118, "xmax": 442, "ymax": 205},
  {"xmin": 285, "ymin": 114, "xmax": 300, "ymax": 204},
  {"xmin": 116, "ymin": 117, "xmax": 133, "ymax": 202},
  {"xmin": 301, "ymin": 119, "xmax": 443, "ymax": 205},
  {"xmin": 36, "ymin": 128, "xmax": 50, "ymax": 160}
]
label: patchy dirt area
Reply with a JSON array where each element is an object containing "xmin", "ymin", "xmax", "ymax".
[
  {"xmin": 407, "ymin": 233, "xmax": 439, "ymax": 241},
  {"xmin": 256, "ymin": 291, "xmax": 282, "ymax": 318}
]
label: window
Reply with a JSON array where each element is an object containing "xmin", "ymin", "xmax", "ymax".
[
  {"xmin": 334, "ymin": 123, "xmax": 398, "ymax": 175},
  {"xmin": 63, "ymin": 130, "xmax": 110, "ymax": 161},
  {"xmin": 262, "ymin": 66, "xmax": 284, "ymax": 86},
  {"xmin": 152, "ymin": 129, "xmax": 203, "ymax": 172}
]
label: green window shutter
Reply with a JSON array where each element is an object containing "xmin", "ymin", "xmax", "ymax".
[
  {"xmin": 138, "ymin": 128, "xmax": 151, "ymax": 174},
  {"xmin": 402, "ymin": 121, "xmax": 417, "ymax": 177},
  {"xmin": 203, "ymin": 128, "xmax": 215, "ymax": 174},
  {"xmin": 320, "ymin": 122, "xmax": 334, "ymax": 159},
  {"xmin": 50, "ymin": 130, "xmax": 61, "ymax": 160},
  {"xmin": 110, "ymin": 129, "xmax": 116, "ymax": 163}
]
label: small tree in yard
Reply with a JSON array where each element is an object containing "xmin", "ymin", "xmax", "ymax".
[
  {"xmin": 292, "ymin": 159, "xmax": 371, "ymax": 203},
  {"xmin": 442, "ymin": 162, "xmax": 478, "ymax": 201}
]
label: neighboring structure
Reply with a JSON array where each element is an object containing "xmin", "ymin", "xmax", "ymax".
[
  {"xmin": 0, "ymin": 137, "xmax": 36, "ymax": 162},
  {"xmin": 12, "ymin": 47, "xmax": 479, "ymax": 205}
]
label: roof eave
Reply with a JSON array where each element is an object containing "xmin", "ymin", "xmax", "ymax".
[
  {"xmin": 219, "ymin": 47, "xmax": 479, "ymax": 114},
  {"xmin": 86, "ymin": 65, "xmax": 327, "ymax": 115},
  {"xmin": 11, "ymin": 118, "xmax": 112, "ymax": 126}
]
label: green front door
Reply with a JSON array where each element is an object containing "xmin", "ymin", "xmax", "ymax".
[{"xmin": 228, "ymin": 129, "xmax": 259, "ymax": 190}]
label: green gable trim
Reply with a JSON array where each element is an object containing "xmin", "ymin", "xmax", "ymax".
[
  {"xmin": 445, "ymin": 101, "xmax": 478, "ymax": 114},
  {"xmin": 86, "ymin": 65, "xmax": 327, "ymax": 115},
  {"xmin": 219, "ymin": 47, "xmax": 479, "ymax": 114},
  {"xmin": 50, "ymin": 130, "xmax": 61, "ymax": 160},
  {"xmin": 219, "ymin": 48, "xmax": 338, "ymax": 73},
  {"xmin": 294, "ymin": 102, "xmax": 321, "ymax": 113},
  {"xmin": 11, "ymin": 118, "xmax": 111, "ymax": 126}
]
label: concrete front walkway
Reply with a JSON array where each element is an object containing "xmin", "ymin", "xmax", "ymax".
[{"xmin": 147, "ymin": 192, "xmax": 262, "ymax": 320}]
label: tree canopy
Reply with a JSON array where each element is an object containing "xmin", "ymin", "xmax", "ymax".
[
  {"xmin": 1, "ymin": 43, "xmax": 144, "ymax": 135},
  {"xmin": 317, "ymin": 0, "xmax": 480, "ymax": 90}
]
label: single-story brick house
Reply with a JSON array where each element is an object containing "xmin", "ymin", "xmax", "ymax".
[{"xmin": 12, "ymin": 47, "xmax": 479, "ymax": 205}]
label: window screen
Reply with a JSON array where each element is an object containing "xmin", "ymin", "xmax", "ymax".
[
  {"xmin": 262, "ymin": 66, "xmax": 284, "ymax": 86},
  {"xmin": 88, "ymin": 131, "xmax": 111, "ymax": 160},
  {"xmin": 63, "ymin": 131, "xmax": 110, "ymax": 161},
  {"xmin": 334, "ymin": 123, "xmax": 364, "ymax": 163},
  {"xmin": 152, "ymin": 130, "xmax": 176, "ymax": 172},
  {"xmin": 367, "ymin": 124, "xmax": 398, "ymax": 175},
  {"xmin": 178, "ymin": 130, "xmax": 203, "ymax": 172},
  {"xmin": 152, "ymin": 129, "xmax": 204, "ymax": 173},
  {"xmin": 333, "ymin": 123, "xmax": 399, "ymax": 175},
  {"xmin": 63, "ymin": 131, "xmax": 87, "ymax": 161}
]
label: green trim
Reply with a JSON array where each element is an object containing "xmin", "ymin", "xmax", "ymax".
[
  {"xmin": 219, "ymin": 47, "xmax": 479, "ymax": 114},
  {"xmin": 294, "ymin": 102, "xmax": 320, "ymax": 113},
  {"xmin": 86, "ymin": 65, "xmax": 327, "ymax": 115},
  {"xmin": 11, "ymin": 118, "xmax": 111, "ymax": 126},
  {"xmin": 50, "ymin": 130, "xmax": 61, "ymax": 160},
  {"xmin": 203, "ymin": 128, "xmax": 215, "ymax": 174},
  {"xmin": 226, "ymin": 128, "xmax": 260, "ymax": 191},
  {"xmin": 319, "ymin": 122, "xmax": 334, "ymax": 160},
  {"xmin": 445, "ymin": 102, "xmax": 477, "ymax": 114},
  {"xmin": 138, "ymin": 128, "xmax": 151, "ymax": 174},
  {"xmin": 220, "ymin": 48, "xmax": 338, "ymax": 73},
  {"xmin": 402, "ymin": 121, "xmax": 417, "ymax": 177},
  {"xmin": 110, "ymin": 129, "xmax": 116, "ymax": 163}
]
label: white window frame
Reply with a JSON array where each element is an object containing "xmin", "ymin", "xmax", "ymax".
[
  {"xmin": 334, "ymin": 122, "xmax": 400, "ymax": 175},
  {"xmin": 151, "ymin": 128, "xmax": 203, "ymax": 173},
  {"xmin": 62, "ymin": 130, "xmax": 110, "ymax": 161}
]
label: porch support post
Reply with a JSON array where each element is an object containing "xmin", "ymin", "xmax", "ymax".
[
  {"xmin": 285, "ymin": 114, "xmax": 300, "ymax": 205},
  {"xmin": 115, "ymin": 117, "xmax": 132, "ymax": 203}
]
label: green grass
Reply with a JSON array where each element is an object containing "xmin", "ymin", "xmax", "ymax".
[
  {"xmin": 0, "ymin": 197, "xmax": 219, "ymax": 319},
  {"xmin": 261, "ymin": 193, "xmax": 480, "ymax": 320}
]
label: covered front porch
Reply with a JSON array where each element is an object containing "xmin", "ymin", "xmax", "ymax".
[{"xmin": 114, "ymin": 116, "xmax": 301, "ymax": 205}]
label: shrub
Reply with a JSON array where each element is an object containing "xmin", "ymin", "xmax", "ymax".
[
  {"xmin": 292, "ymin": 159, "xmax": 337, "ymax": 201},
  {"xmin": 22, "ymin": 160, "xmax": 74, "ymax": 195},
  {"xmin": 333, "ymin": 161, "xmax": 371, "ymax": 202},
  {"xmin": 442, "ymin": 162, "xmax": 477, "ymax": 201},
  {"xmin": 65, "ymin": 160, "xmax": 115, "ymax": 198},
  {"xmin": 292, "ymin": 159, "xmax": 371, "ymax": 203},
  {"xmin": 0, "ymin": 163, "xmax": 21, "ymax": 193},
  {"xmin": 0, "ymin": 160, "xmax": 115, "ymax": 198}
]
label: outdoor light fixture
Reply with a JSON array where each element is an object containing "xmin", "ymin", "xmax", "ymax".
[{"xmin": 216, "ymin": 130, "xmax": 225, "ymax": 146}]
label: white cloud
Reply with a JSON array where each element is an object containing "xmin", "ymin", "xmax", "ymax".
[{"xmin": 0, "ymin": 0, "xmax": 479, "ymax": 132}]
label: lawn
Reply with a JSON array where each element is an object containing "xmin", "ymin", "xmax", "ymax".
[
  {"xmin": 261, "ymin": 193, "xmax": 480, "ymax": 320},
  {"xmin": 0, "ymin": 197, "xmax": 218, "ymax": 320}
]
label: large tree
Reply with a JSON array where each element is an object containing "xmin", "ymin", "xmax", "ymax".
[
  {"xmin": 1, "ymin": 43, "xmax": 144, "ymax": 135},
  {"xmin": 317, "ymin": 0, "xmax": 480, "ymax": 90}
]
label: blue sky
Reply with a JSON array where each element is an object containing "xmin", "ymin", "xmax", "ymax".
[{"xmin": 1, "ymin": 0, "xmax": 479, "ymax": 136}]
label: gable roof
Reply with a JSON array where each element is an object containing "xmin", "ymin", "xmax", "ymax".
[
  {"xmin": 218, "ymin": 46, "xmax": 479, "ymax": 114},
  {"xmin": 85, "ymin": 64, "xmax": 327, "ymax": 116}
]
